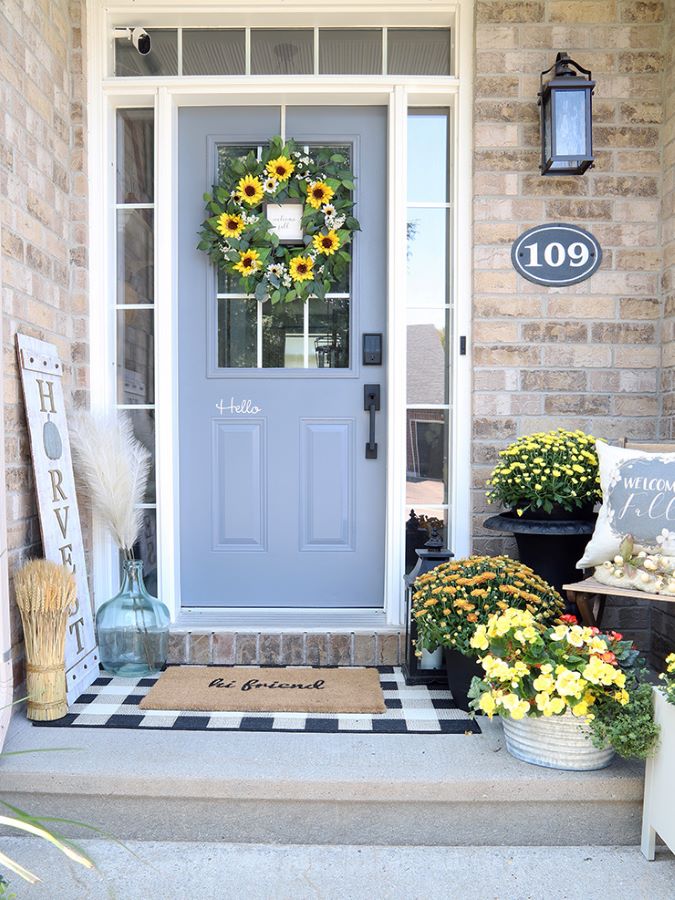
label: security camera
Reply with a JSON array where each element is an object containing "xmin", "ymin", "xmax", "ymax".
[{"xmin": 113, "ymin": 27, "xmax": 152, "ymax": 56}]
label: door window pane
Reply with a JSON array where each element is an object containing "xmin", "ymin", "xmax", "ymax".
[
  {"xmin": 116, "ymin": 110, "xmax": 154, "ymax": 204},
  {"xmin": 217, "ymin": 298, "xmax": 258, "ymax": 368},
  {"xmin": 117, "ymin": 309, "xmax": 155, "ymax": 404},
  {"xmin": 407, "ymin": 308, "xmax": 449, "ymax": 404},
  {"xmin": 117, "ymin": 209, "xmax": 154, "ymax": 305},
  {"xmin": 406, "ymin": 409, "xmax": 449, "ymax": 505},
  {"xmin": 251, "ymin": 30, "xmax": 313, "ymax": 75},
  {"xmin": 309, "ymin": 299, "xmax": 350, "ymax": 368},
  {"xmin": 407, "ymin": 208, "xmax": 448, "ymax": 307},
  {"xmin": 408, "ymin": 112, "xmax": 448, "ymax": 203},
  {"xmin": 319, "ymin": 29, "xmax": 382, "ymax": 75},
  {"xmin": 183, "ymin": 29, "xmax": 246, "ymax": 76},
  {"xmin": 262, "ymin": 300, "xmax": 305, "ymax": 368},
  {"xmin": 115, "ymin": 29, "xmax": 178, "ymax": 77},
  {"xmin": 388, "ymin": 28, "xmax": 451, "ymax": 76}
]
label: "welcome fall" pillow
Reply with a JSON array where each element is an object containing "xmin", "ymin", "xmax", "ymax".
[{"xmin": 577, "ymin": 441, "xmax": 675, "ymax": 569}]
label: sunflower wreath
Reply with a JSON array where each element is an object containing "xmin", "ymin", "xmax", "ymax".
[{"xmin": 197, "ymin": 136, "xmax": 360, "ymax": 304}]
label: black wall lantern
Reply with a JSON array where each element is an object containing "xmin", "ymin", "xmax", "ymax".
[{"xmin": 539, "ymin": 51, "xmax": 595, "ymax": 176}]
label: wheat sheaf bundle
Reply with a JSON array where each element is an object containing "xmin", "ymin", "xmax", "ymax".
[
  {"xmin": 14, "ymin": 560, "xmax": 76, "ymax": 721},
  {"xmin": 69, "ymin": 411, "xmax": 150, "ymax": 558}
]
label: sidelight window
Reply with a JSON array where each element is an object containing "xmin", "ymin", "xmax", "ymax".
[
  {"xmin": 115, "ymin": 108, "xmax": 158, "ymax": 589},
  {"xmin": 404, "ymin": 109, "xmax": 452, "ymax": 565}
]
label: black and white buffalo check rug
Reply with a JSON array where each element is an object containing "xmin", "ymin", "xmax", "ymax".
[{"xmin": 33, "ymin": 666, "xmax": 481, "ymax": 735}]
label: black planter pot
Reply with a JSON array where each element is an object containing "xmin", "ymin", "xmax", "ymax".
[
  {"xmin": 444, "ymin": 647, "xmax": 482, "ymax": 712},
  {"xmin": 483, "ymin": 513, "xmax": 597, "ymax": 614},
  {"xmin": 518, "ymin": 502, "xmax": 595, "ymax": 522}
]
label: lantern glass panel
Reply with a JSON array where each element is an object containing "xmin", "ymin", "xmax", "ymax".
[{"xmin": 553, "ymin": 89, "xmax": 588, "ymax": 158}]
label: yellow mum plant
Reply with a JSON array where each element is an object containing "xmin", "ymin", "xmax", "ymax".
[
  {"xmin": 468, "ymin": 608, "xmax": 659, "ymax": 758},
  {"xmin": 411, "ymin": 555, "xmax": 564, "ymax": 659},
  {"xmin": 486, "ymin": 428, "xmax": 602, "ymax": 517},
  {"xmin": 658, "ymin": 652, "xmax": 675, "ymax": 705}
]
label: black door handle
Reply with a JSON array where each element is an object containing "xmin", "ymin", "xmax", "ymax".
[{"xmin": 364, "ymin": 384, "xmax": 380, "ymax": 459}]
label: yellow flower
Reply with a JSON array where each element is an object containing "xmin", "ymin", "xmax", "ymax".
[
  {"xmin": 216, "ymin": 213, "xmax": 245, "ymax": 239},
  {"xmin": 266, "ymin": 155, "xmax": 295, "ymax": 182},
  {"xmin": 509, "ymin": 700, "xmax": 530, "ymax": 720},
  {"xmin": 313, "ymin": 230, "xmax": 341, "ymax": 256},
  {"xmin": 555, "ymin": 669, "xmax": 585, "ymax": 698},
  {"xmin": 232, "ymin": 249, "xmax": 261, "ymax": 276},
  {"xmin": 307, "ymin": 181, "xmax": 335, "ymax": 210},
  {"xmin": 479, "ymin": 693, "xmax": 497, "ymax": 717},
  {"xmin": 289, "ymin": 255, "xmax": 314, "ymax": 283},
  {"xmin": 532, "ymin": 673, "xmax": 554, "ymax": 693},
  {"xmin": 470, "ymin": 626, "xmax": 489, "ymax": 651},
  {"xmin": 237, "ymin": 174, "xmax": 264, "ymax": 206}
]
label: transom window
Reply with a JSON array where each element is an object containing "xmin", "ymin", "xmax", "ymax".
[{"xmin": 114, "ymin": 27, "xmax": 453, "ymax": 78}]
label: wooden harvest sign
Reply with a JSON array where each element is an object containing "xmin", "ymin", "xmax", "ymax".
[{"xmin": 16, "ymin": 334, "xmax": 99, "ymax": 703}]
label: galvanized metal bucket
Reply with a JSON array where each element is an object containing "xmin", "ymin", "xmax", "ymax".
[{"xmin": 502, "ymin": 712, "xmax": 615, "ymax": 771}]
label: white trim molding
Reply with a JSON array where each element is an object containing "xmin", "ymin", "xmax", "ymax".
[{"xmin": 87, "ymin": 1, "xmax": 474, "ymax": 628}]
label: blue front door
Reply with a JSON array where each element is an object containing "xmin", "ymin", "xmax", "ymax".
[{"xmin": 178, "ymin": 105, "xmax": 387, "ymax": 608}]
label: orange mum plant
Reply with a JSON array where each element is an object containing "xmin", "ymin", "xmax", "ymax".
[{"xmin": 411, "ymin": 556, "xmax": 565, "ymax": 658}]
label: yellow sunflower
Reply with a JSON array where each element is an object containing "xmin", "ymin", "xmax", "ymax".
[
  {"xmin": 233, "ymin": 248, "xmax": 261, "ymax": 276},
  {"xmin": 266, "ymin": 156, "xmax": 295, "ymax": 182},
  {"xmin": 216, "ymin": 213, "xmax": 245, "ymax": 239},
  {"xmin": 237, "ymin": 174, "xmax": 264, "ymax": 206},
  {"xmin": 307, "ymin": 181, "xmax": 335, "ymax": 210},
  {"xmin": 312, "ymin": 230, "xmax": 340, "ymax": 256},
  {"xmin": 289, "ymin": 255, "xmax": 314, "ymax": 283}
]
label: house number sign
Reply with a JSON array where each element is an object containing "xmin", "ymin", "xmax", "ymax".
[
  {"xmin": 511, "ymin": 223, "xmax": 602, "ymax": 287},
  {"xmin": 16, "ymin": 334, "xmax": 99, "ymax": 704}
]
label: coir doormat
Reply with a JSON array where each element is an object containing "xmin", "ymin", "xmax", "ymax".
[
  {"xmin": 32, "ymin": 667, "xmax": 481, "ymax": 735},
  {"xmin": 140, "ymin": 665, "xmax": 386, "ymax": 714}
]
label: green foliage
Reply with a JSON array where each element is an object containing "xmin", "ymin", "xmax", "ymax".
[
  {"xmin": 0, "ymin": 877, "xmax": 17, "ymax": 899},
  {"xmin": 590, "ymin": 681, "xmax": 660, "ymax": 759},
  {"xmin": 486, "ymin": 428, "xmax": 603, "ymax": 516},
  {"xmin": 197, "ymin": 138, "xmax": 360, "ymax": 304}
]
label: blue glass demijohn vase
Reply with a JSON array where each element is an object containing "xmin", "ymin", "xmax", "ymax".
[{"xmin": 96, "ymin": 559, "xmax": 170, "ymax": 677}]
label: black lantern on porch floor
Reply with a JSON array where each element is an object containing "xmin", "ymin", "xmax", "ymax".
[
  {"xmin": 539, "ymin": 52, "xmax": 595, "ymax": 176},
  {"xmin": 402, "ymin": 529, "xmax": 453, "ymax": 686}
]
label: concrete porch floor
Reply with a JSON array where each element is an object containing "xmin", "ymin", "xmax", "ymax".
[
  {"xmin": 2, "ymin": 839, "xmax": 674, "ymax": 900},
  {"xmin": 0, "ymin": 711, "xmax": 647, "ymax": 847}
]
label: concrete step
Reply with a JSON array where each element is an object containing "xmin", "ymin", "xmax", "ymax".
[
  {"xmin": 0, "ymin": 713, "xmax": 645, "ymax": 847},
  {"xmin": 1, "ymin": 839, "xmax": 674, "ymax": 900}
]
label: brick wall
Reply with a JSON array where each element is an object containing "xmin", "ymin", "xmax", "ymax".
[
  {"xmin": 472, "ymin": 1, "xmax": 667, "ymax": 564},
  {"xmin": 0, "ymin": 0, "xmax": 88, "ymax": 683},
  {"xmin": 471, "ymin": 0, "xmax": 672, "ymax": 656}
]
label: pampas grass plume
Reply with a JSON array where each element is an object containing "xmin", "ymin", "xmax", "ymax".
[{"xmin": 69, "ymin": 411, "xmax": 150, "ymax": 556}]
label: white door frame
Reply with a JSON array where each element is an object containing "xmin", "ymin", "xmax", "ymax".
[{"xmin": 86, "ymin": 2, "xmax": 474, "ymax": 629}]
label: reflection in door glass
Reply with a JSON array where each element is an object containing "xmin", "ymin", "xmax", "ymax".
[
  {"xmin": 217, "ymin": 299, "xmax": 257, "ymax": 368},
  {"xmin": 262, "ymin": 299, "xmax": 305, "ymax": 368},
  {"xmin": 406, "ymin": 409, "xmax": 448, "ymax": 506},
  {"xmin": 309, "ymin": 299, "xmax": 349, "ymax": 368}
]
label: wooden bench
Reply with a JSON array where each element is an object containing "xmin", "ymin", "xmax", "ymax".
[{"xmin": 563, "ymin": 577, "xmax": 675, "ymax": 628}]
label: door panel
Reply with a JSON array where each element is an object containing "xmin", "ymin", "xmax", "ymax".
[{"xmin": 178, "ymin": 105, "xmax": 387, "ymax": 607}]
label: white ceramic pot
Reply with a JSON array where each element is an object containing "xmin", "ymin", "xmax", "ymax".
[{"xmin": 502, "ymin": 711, "xmax": 615, "ymax": 771}]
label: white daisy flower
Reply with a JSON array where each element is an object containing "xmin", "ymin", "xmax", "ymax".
[
  {"xmin": 322, "ymin": 204, "xmax": 336, "ymax": 217},
  {"xmin": 266, "ymin": 263, "xmax": 285, "ymax": 279},
  {"xmin": 263, "ymin": 177, "xmax": 278, "ymax": 193}
]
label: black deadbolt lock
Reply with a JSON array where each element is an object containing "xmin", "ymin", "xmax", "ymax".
[{"xmin": 362, "ymin": 333, "xmax": 383, "ymax": 365}]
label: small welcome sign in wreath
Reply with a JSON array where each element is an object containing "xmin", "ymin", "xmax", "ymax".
[{"xmin": 198, "ymin": 136, "xmax": 360, "ymax": 304}]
